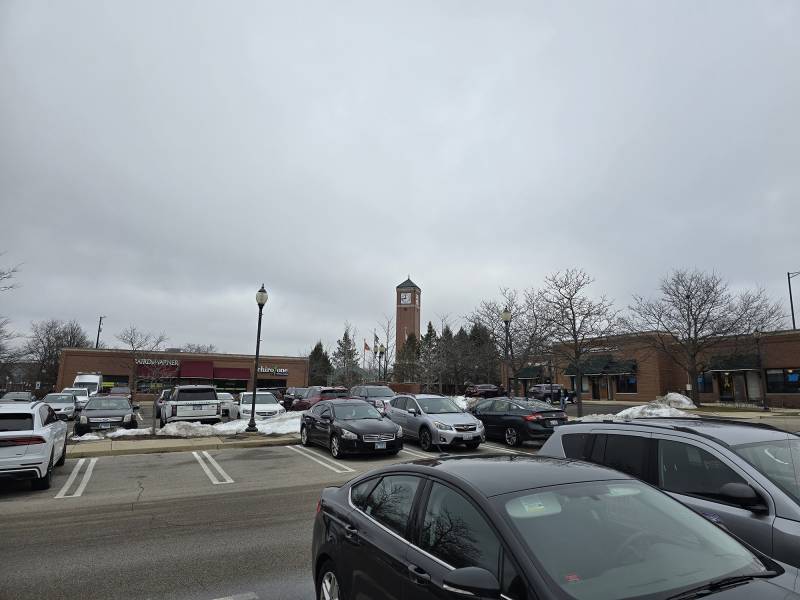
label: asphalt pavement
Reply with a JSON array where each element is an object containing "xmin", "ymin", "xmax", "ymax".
[{"xmin": 0, "ymin": 438, "xmax": 540, "ymax": 600}]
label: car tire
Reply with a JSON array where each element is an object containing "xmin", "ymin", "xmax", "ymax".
[
  {"xmin": 504, "ymin": 426, "xmax": 522, "ymax": 447},
  {"xmin": 317, "ymin": 560, "xmax": 344, "ymax": 600},
  {"xmin": 330, "ymin": 434, "xmax": 341, "ymax": 459},
  {"xmin": 301, "ymin": 426, "xmax": 310, "ymax": 446},
  {"xmin": 419, "ymin": 427, "xmax": 433, "ymax": 452},
  {"xmin": 55, "ymin": 437, "xmax": 67, "ymax": 466},
  {"xmin": 465, "ymin": 441, "xmax": 480, "ymax": 450},
  {"xmin": 32, "ymin": 452, "xmax": 54, "ymax": 490}
]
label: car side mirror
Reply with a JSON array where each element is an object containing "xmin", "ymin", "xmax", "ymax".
[
  {"xmin": 133, "ymin": 405, "xmax": 140, "ymax": 411},
  {"xmin": 442, "ymin": 567, "xmax": 500, "ymax": 599},
  {"xmin": 407, "ymin": 408, "xmax": 418, "ymax": 416},
  {"xmin": 719, "ymin": 482, "xmax": 767, "ymax": 512},
  {"xmin": 321, "ymin": 414, "xmax": 332, "ymax": 422}
]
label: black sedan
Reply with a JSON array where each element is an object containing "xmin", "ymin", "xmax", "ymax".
[
  {"xmin": 74, "ymin": 395, "xmax": 140, "ymax": 435},
  {"xmin": 300, "ymin": 399, "xmax": 403, "ymax": 458},
  {"xmin": 470, "ymin": 396, "xmax": 567, "ymax": 446},
  {"xmin": 312, "ymin": 455, "xmax": 800, "ymax": 600}
]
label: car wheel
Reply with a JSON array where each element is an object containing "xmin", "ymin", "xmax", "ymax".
[
  {"xmin": 419, "ymin": 427, "xmax": 433, "ymax": 452},
  {"xmin": 55, "ymin": 437, "xmax": 67, "ymax": 466},
  {"xmin": 330, "ymin": 435, "xmax": 341, "ymax": 459},
  {"xmin": 317, "ymin": 560, "xmax": 344, "ymax": 600},
  {"xmin": 504, "ymin": 426, "xmax": 522, "ymax": 447},
  {"xmin": 301, "ymin": 426, "xmax": 310, "ymax": 446},
  {"xmin": 32, "ymin": 451, "xmax": 54, "ymax": 490},
  {"xmin": 465, "ymin": 441, "xmax": 480, "ymax": 450}
]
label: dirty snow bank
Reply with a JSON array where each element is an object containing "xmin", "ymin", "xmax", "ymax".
[
  {"xmin": 659, "ymin": 392, "xmax": 696, "ymax": 409},
  {"xmin": 71, "ymin": 433, "xmax": 104, "ymax": 442},
  {"xmin": 156, "ymin": 412, "xmax": 302, "ymax": 438},
  {"xmin": 580, "ymin": 400, "xmax": 697, "ymax": 422},
  {"xmin": 105, "ymin": 427, "xmax": 154, "ymax": 438}
]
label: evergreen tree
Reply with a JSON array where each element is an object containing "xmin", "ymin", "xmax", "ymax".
[
  {"xmin": 438, "ymin": 325, "xmax": 456, "ymax": 392},
  {"xmin": 331, "ymin": 324, "xmax": 360, "ymax": 387},
  {"xmin": 418, "ymin": 322, "xmax": 439, "ymax": 391},
  {"xmin": 308, "ymin": 341, "xmax": 333, "ymax": 385},
  {"xmin": 467, "ymin": 322, "xmax": 499, "ymax": 384},
  {"xmin": 453, "ymin": 327, "xmax": 471, "ymax": 388},
  {"xmin": 394, "ymin": 333, "xmax": 420, "ymax": 382}
]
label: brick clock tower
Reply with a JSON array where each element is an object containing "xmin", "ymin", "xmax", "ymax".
[{"xmin": 396, "ymin": 277, "xmax": 421, "ymax": 353}]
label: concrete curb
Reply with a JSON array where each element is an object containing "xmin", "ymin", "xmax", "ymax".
[{"xmin": 66, "ymin": 435, "xmax": 300, "ymax": 458}]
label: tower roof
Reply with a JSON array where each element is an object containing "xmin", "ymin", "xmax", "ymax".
[{"xmin": 396, "ymin": 277, "xmax": 420, "ymax": 290}]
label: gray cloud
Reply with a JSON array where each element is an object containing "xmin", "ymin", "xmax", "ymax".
[{"xmin": 1, "ymin": 0, "xmax": 798, "ymax": 355}]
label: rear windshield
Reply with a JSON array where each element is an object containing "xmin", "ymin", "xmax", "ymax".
[
  {"xmin": 364, "ymin": 387, "xmax": 394, "ymax": 397},
  {"xmin": 321, "ymin": 391, "xmax": 348, "ymax": 399},
  {"xmin": 0, "ymin": 414, "xmax": 34, "ymax": 431},
  {"xmin": 2, "ymin": 393, "xmax": 30, "ymax": 401},
  {"xmin": 175, "ymin": 389, "xmax": 217, "ymax": 401},
  {"xmin": 44, "ymin": 394, "xmax": 75, "ymax": 404}
]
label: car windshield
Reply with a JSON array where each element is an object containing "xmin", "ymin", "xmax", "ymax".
[
  {"xmin": 333, "ymin": 403, "xmax": 382, "ymax": 420},
  {"xmin": 497, "ymin": 480, "xmax": 768, "ymax": 600},
  {"xmin": 64, "ymin": 389, "xmax": 88, "ymax": 397},
  {"xmin": 240, "ymin": 392, "xmax": 279, "ymax": 405},
  {"xmin": 217, "ymin": 393, "xmax": 234, "ymax": 400},
  {"xmin": 364, "ymin": 387, "xmax": 394, "ymax": 397},
  {"xmin": 733, "ymin": 437, "xmax": 800, "ymax": 505},
  {"xmin": 85, "ymin": 397, "xmax": 130, "ymax": 411},
  {"xmin": 417, "ymin": 397, "xmax": 460, "ymax": 414},
  {"xmin": 2, "ymin": 392, "xmax": 30, "ymax": 401},
  {"xmin": 44, "ymin": 394, "xmax": 74, "ymax": 404}
]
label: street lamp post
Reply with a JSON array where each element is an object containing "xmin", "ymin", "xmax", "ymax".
[
  {"xmin": 246, "ymin": 284, "xmax": 269, "ymax": 433},
  {"xmin": 95, "ymin": 315, "xmax": 106, "ymax": 349},
  {"xmin": 754, "ymin": 329, "xmax": 769, "ymax": 412},
  {"xmin": 789, "ymin": 272, "xmax": 800, "ymax": 330},
  {"xmin": 378, "ymin": 344, "xmax": 386, "ymax": 381},
  {"xmin": 500, "ymin": 308, "xmax": 512, "ymax": 397}
]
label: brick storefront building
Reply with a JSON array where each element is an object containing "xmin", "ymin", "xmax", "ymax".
[
  {"xmin": 57, "ymin": 348, "xmax": 309, "ymax": 397},
  {"xmin": 546, "ymin": 330, "xmax": 800, "ymax": 408}
]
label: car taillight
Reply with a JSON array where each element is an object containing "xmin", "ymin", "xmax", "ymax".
[
  {"xmin": 0, "ymin": 436, "xmax": 47, "ymax": 446},
  {"xmin": 316, "ymin": 499, "xmax": 322, "ymax": 514},
  {"xmin": 524, "ymin": 413, "xmax": 544, "ymax": 421}
]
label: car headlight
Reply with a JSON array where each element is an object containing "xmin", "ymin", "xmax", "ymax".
[
  {"xmin": 123, "ymin": 414, "xmax": 132, "ymax": 423},
  {"xmin": 434, "ymin": 421, "xmax": 453, "ymax": 431},
  {"xmin": 79, "ymin": 416, "xmax": 87, "ymax": 424},
  {"xmin": 395, "ymin": 424, "xmax": 403, "ymax": 438},
  {"xmin": 340, "ymin": 429, "xmax": 358, "ymax": 440},
  {"xmin": 475, "ymin": 420, "xmax": 484, "ymax": 429}
]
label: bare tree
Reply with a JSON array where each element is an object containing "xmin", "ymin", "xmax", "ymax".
[
  {"xmin": 0, "ymin": 253, "xmax": 20, "ymax": 293},
  {"xmin": 25, "ymin": 319, "xmax": 92, "ymax": 390},
  {"xmin": 624, "ymin": 269, "xmax": 784, "ymax": 405},
  {"xmin": 182, "ymin": 343, "xmax": 217, "ymax": 354},
  {"xmin": 0, "ymin": 254, "xmax": 20, "ymax": 385},
  {"xmin": 541, "ymin": 269, "xmax": 619, "ymax": 417},
  {"xmin": 377, "ymin": 315, "xmax": 396, "ymax": 382},
  {"xmin": 467, "ymin": 288, "xmax": 549, "ymax": 394},
  {"xmin": 115, "ymin": 326, "xmax": 168, "ymax": 398}
]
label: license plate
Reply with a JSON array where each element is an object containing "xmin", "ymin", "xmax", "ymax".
[
  {"xmin": 374, "ymin": 442, "xmax": 386, "ymax": 449},
  {"xmin": 462, "ymin": 434, "xmax": 473, "ymax": 440},
  {"xmin": 193, "ymin": 405, "xmax": 207, "ymax": 410},
  {"xmin": 100, "ymin": 423, "xmax": 111, "ymax": 429},
  {"xmin": 549, "ymin": 420, "xmax": 559, "ymax": 426}
]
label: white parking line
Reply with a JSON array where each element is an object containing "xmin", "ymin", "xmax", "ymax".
[
  {"xmin": 286, "ymin": 445, "xmax": 355, "ymax": 474},
  {"xmin": 202, "ymin": 451, "xmax": 234, "ymax": 484},
  {"xmin": 210, "ymin": 593, "xmax": 258, "ymax": 600},
  {"xmin": 192, "ymin": 451, "xmax": 234, "ymax": 485},
  {"xmin": 482, "ymin": 442, "xmax": 525, "ymax": 455},
  {"xmin": 55, "ymin": 458, "xmax": 98, "ymax": 498},
  {"xmin": 400, "ymin": 448, "xmax": 429, "ymax": 459}
]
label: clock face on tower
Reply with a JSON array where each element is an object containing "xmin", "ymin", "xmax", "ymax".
[{"xmin": 400, "ymin": 292, "xmax": 412, "ymax": 305}]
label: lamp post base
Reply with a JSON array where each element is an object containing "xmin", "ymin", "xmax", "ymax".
[{"xmin": 245, "ymin": 420, "xmax": 259, "ymax": 433}]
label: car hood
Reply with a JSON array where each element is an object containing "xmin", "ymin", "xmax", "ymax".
[
  {"xmin": 82, "ymin": 409, "xmax": 132, "ymax": 418},
  {"xmin": 337, "ymin": 418, "xmax": 399, "ymax": 435},
  {"xmin": 423, "ymin": 412, "xmax": 479, "ymax": 426}
]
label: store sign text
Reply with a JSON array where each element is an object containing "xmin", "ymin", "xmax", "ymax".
[
  {"xmin": 257, "ymin": 366, "xmax": 288, "ymax": 376},
  {"xmin": 135, "ymin": 358, "xmax": 180, "ymax": 366}
]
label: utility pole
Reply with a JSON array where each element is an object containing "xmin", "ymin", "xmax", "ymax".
[
  {"xmin": 95, "ymin": 316, "xmax": 106, "ymax": 349},
  {"xmin": 789, "ymin": 272, "xmax": 799, "ymax": 331}
]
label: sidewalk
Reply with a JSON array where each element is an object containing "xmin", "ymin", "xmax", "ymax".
[{"xmin": 67, "ymin": 434, "xmax": 299, "ymax": 458}]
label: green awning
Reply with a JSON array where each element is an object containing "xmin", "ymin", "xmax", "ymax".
[
  {"xmin": 515, "ymin": 365, "xmax": 545, "ymax": 380},
  {"xmin": 564, "ymin": 355, "xmax": 637, "ymax": 375},
  {"xmin": 708, "ymin": 354, "xmax": 759, "ymax": 371}
]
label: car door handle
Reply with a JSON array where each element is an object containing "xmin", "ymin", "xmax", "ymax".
[{"xmin": 407, "ymin": 564, "xmax": 431, "ymax": 585}]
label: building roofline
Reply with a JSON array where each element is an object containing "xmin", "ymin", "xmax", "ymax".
[{"xmin": 60, "ymin": 347, "xmax": 309, "ymax": 362}]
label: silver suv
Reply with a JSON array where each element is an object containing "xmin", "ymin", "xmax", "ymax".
[
  {"xmin": 386, "ymin": 394, "xmax": 484, "ymax": 451},
  {"xmin": 540, "ymin": 418, "xmax": 800, "ymax": 568}
]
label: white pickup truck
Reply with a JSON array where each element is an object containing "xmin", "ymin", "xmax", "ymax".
[
  {"xmin": 72, "ymin": 373, "xmax": 103, "ymax": 397},
  {"xmin": 159, "ymin": 385, "xmax": 222, "ymax": 426}
]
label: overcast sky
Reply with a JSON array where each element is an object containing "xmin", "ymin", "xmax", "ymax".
[{"xmin": 1, "ymin": 0, "xmax": 798, "ymax": 357}]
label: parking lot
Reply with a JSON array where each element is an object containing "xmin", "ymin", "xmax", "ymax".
[{"xmin": 0, "ymin": 437, "xmax": 542, "ymax": 600}]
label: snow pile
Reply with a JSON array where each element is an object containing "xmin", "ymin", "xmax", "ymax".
[
  {"xmin": 451, "ymin": 396, "xmax": 468, "ymax": 410},
  {"xmin": 156, "ymin": 413, "xmax": 302, "ymax": 438},
  {"xmin": 580, "ymin": 400, "xmax": 698, "ymax": 422},
  {"xmin": 106, "ymin": 427, "xmax": 154, "ymax": 438},
  {"xmin": 660, "ymin": 392, "xmax": 696, "ymax": 409},
  {"xmin": 71, "ymin": 433, "xmax": 104, "ymax": 442}
]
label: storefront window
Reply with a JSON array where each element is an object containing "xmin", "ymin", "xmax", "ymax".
[
  {"xmin": 616, "ymin": 375, "xmax": 638, "ymax": 394},
  {"xmin": 766, "ymin": 369, "xmax": 800, "ymax": 394},
  {"xmin": 697, "ymin": 372, "xmax": 714, "ymax": 394},
  {"xmin": 213, "ymin": 379, "xmax": 247, "ymax": 393}
]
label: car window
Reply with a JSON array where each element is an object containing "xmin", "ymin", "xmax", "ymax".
[
  {"xmin": 733, "ymin": 438, "xmax": 800, "ymax": 504},
  {"xmin": 473, "ymin": 398, "xmax": 492, "ymax": 413},
  {"xmin": 419, "ymin": 482, "xmax": 501, "ymax": 576},
  {"xmin": 351, "ymin": 478, "xmax": 380, "ymax": 511},
  {"xmin": 0, "ymin": 414, "xmax": 34, "ymax": 431},
  {"xmin": 46, "ymin": 407, "xmax": 58, "ymax": 425},
  {"xmin": 363, "ymin": 475, "xmax": 421, "ymax": 537},
  {"xmin": 38, "ymin": 405, "xmax": 48, "ymax": 425},
  {"xmin": 592, "ymin": 434, "xmax": 652, "ymax": 481},
  {"xmin": 320, "ymin": 407, "xmax": 331, "ymax": 419},
  {"xmin": 562, "ymin": 433, "xmax": 590, "ymax": 460},
  {"xmin": 310, "ymin": 403, "xmax": 325, "ymax": 416},
  {"xmin": 392, "ymin": 397, "xmax": 407, "ymax": 410},
  {"xmin": 491, "ymin": 399, "xmax": 510, "ymax": 412},
  {"xmin": 502, "ymin": 552, "xmax": 529, "ymax": 600},
  {"xmin": 659, "ymin": 440, "xmax": 748, "ymax": 503},
  {"xmin": 176, "ymin": 388, "xmax": 216, "ymax": 401}
]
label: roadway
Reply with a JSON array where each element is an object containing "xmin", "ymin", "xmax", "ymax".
[{"xmin": 0, "ymin": 438, "xmax": 542, "ymax": 600}]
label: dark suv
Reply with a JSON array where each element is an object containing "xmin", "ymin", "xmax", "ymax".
[
  {"xmin": 464, "ymin": 383, "xmax": 502, "ymax": 398},
  {"xmin": 349, "ymin": 385, "xmax": 394, "ymax": 413},
  {"xmin": 290, "ymin": 386, "xmax": 348, "ymax": 411},
  {"xmin": 540, "ymin": 418, "xmax": 800, "ymax": 568},
  {"xmin": 283, "ymin": 387, "xmax": 308, "ymax": 410}
]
